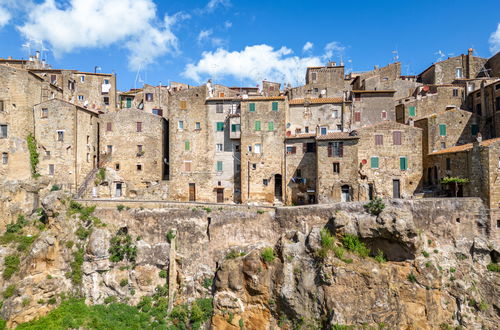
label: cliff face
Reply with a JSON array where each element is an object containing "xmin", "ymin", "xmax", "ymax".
[{"xmin": 0, "ymin": 184, "xmax": 498, "ymax": 329}]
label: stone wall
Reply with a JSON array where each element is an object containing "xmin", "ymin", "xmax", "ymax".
[
  {"xmin": 284, "ymin": 137, "xmax": 317, "ymax": 205},
  {"xmin": 350, "ymin": 92, "xmax": 395, "ymax": 129}
]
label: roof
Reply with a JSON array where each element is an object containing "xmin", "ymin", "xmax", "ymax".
[
  {"xmin": 429, "ymin": 137, "xmax": 500, "ymax": 155},
  {"xmin": 206, "ymin": 97, "xmax": 240, "ymax": 102},
  {"xmin": 241, "ymin": 96, "xmax": 286, "ymax": 101},
  {"xmin": 352, "ymin": 90, "xmax": 396, "ymax": 94},
  {"xmin": 285, "ymin": 133, "xmax": 316, "ymax": 140},
  {"xmin": 289, "ymin": 97, "xmax": 345, "ymax": 105},
  {"xmin": 34, "ymin": 98, "xmax": 99, "ymax": 115},
  {"xmin": 120, "ymin": 89, "xmax": 143, "ymax": 95},
  {"xmin": 316, "ymin": 132, "xmax": 359, "ymax": 140}
]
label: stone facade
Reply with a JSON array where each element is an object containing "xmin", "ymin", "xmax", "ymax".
[
  {"xmin": 288, "ymin": 64, "xmax": 347, "ymax": 99},
  {"xmin": 350, "ymin": 90, "xmax": 396, "ymax": 129},
  {"xmin": 284, "ymin": 137, "xmax": 317, "ymax": 205},
  {"xmin": 468, "ymin": 79, "xmax": 500, "ymax": 139},
  {"xmin": 287, "ymin": 98, "xmax": 348, "ymax": 135},
  {"xmin": 33, "ymin": 99, "xmax": 98, "ymax": 191},
  {"xmin": 98, "ymin": 109, "xmax": 167, "ymax": 198}
]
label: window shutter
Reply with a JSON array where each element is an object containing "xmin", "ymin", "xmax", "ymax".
[
  {"xmin": 354, "ymin": 112, "xmax": 361, "ymax": 122},
  {"xmin": 255, "ymin": 121, "xmax": 261, "ymax": 131},
  {"xmin": 185, "ymin": 140, "xmax": 190, "ymax": 151},
  {"xmin": 371, "ymin": 157, "xmax": 379, "ymax": 169},
  {"xmin": 439, "ymin": 124, "xmax": 447, "ymax": 136},
  {"xmin": 136, "ymin": 122, "xmax": 142, "ymax": 132},
  {"xmin": 217, "ymin": 122, "xmax": 224, "ymax": 131},
  {"xmin": 339, "ymin": 142, "xmax": 344, "ymax": 157},
  {"xmin": 327, "ymin": 143, "xmax": 332, "ymax": 157},
  {"xmin": 106, "ymin": 122, "xmax": 112, "ymax": 131},
  {"xmin": 409, "ymin": 106, "xmax": 416, "ymax": 117},
  {"xmin": 400, "ymin": 157, "xmax": 407, "ymax": 170},
  {"xmin": 216, "ymin": 161, "xmax": 223, "ymax": 172},
  {"xmin": 249, "ymin": 103, "xmax": 255, "ymax": 112},
  {"xmin": 231, "ymin": 124, "xmax": 236, "ymax": 132},
  {"xmin": 268, "ymin": 121, "xmax": 274, "ymax": 131},
  {"xmin": 272, "ymin": 102, "xmax": 278, "ymax": 111},
  {"xmin": 393, "ymin": 131, "xmax": 402, "ymax": 145},
  {"xmin": 471, "ymin": 124, "xmax": 479, "ymax": 135},
  {"xmin": 292, "ymin": 146, "xmax": 296, "ymax": 154}
]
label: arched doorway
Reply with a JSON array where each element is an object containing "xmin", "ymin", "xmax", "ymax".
[
  {"xmin": 274, "ymin": 174, "xmax": 282, "ymax": 201},
  {"xmin": 341, "ymin": 185, "xmax": 351, "ymax": 202}
]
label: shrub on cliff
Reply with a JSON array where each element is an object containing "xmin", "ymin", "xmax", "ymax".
[
  {"xmin": 261, "ymin": 247, "xmax": 276, "ymax": 263},
  {"xmin": 109, "ymin": 232, "xmax": 137, "ymax": 263},
  {"xmin": 363, "ymin": 197, "xmax": 385, "ymax": 216},
  {"xmin": 342, "ymin": 234, "xmax": 370, "ymax": 258},
  {"xmin": 3, "ymin": 255, "xmax": 20, "ymax": 280}
]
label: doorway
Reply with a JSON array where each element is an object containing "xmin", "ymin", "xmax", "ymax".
[
  {"xmin": 274, "ymin": 174, "xmax": 282, "ymax": 201},
  {"xmin": 368, "ymin": 183, "xmax": 374, "ymax": 200},
  {"xmin": 341, "ymin": 185, "xmax": 351, "ymax": 202},
  {"xmin": 392, "ymin": 179, "xmax": 401, "ymax": 198},
  {"xmin": 189, "ymin": 183, "xmax": 196, "ymax": 202},
  {"xmin": 115, "ymin": 182, "xmax": 122, "ymax": 197},
  {"xmin": 216, "ymin": 188, "xmax": 224, "ymax": 203}
]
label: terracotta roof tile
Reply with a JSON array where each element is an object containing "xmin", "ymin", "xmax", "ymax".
[
  {"xmin": 289, "ymin": 97, "xmax": 344, "ymax": 105},
  {"xmin": 352, "ymin": 90, "xmax": 396, "ymax": 93},
  {"xmin": 429, "ymin": 138, "xmax": 500, "ymax": 155},
  {"xmin": 285, "ymin": 133, "xmax": 316, "ymax": 140},
  {"xmin": 242, "ymin": 96, "xmax": 286, "ymax": 101}
]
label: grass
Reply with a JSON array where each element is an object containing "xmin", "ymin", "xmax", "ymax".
[
  {"xmin": 158, "ymin": 270, "xmax": 167, "ymax": 278},
  {"xmin": 3, "ymin": 255, "xmax": 20, "ymax": 280},
  {"xmin": 116, "ymin": 205, "xmax": 125, "ymax": 212},
  {"xmin": 374, "ymin": 249, "xmax": 386, "ymax": 263},
  {"xmin": 261, "ymin": 247, "xmax": 276, "ymax": 263},
  {"xmin": 422, "ymin": 251, "xmax": 430, "ymax": 258},
  {"xmin": 75, "ymin": 226, "xmax": 91, "ymax": 240},
  {"xmin": 225, "ymin": 250, "xmax": 245, "ymax": 259},
  {"xmin": 69, "ymin": 248, "xmax": 84, "ymax": 285},
  {"xmin": 256, "ymin": 210, "xmax": 264, "ymax": 214},
  {"xmin": 202, "ymin": 277, "xmax": 213, "ymax": 289},
  {"xmin": 119, "ymin": 279, "xmax": 128, "ymax": 287},
  {"xmin": 6, "ymin": 215, "xmax": 28, "ymax": 234},
  {"xmin": 486, "ymin": 262, "xmax": 499, "ymax": 272},
  {"xmin": 166, "ymin": 230, "xmax": 176, "ymax": 243},
  {"xmin": 407, "ymin": 272, "xmax": 417, "ymax": 283},
  {"xmin": 342, "ymin": 234, "xmax": 370, "ymax": 258},
  {"xmin": 3, "ymin": 284, "xmax": 16, "ymax": 299}
]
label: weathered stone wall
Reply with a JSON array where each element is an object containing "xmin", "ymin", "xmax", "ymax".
[
  {"xmin": 350, "ymin": 92, "xmax": 395, "ymax": 129},
  {"xmin": 284, "ymin": 138, "xmax": 317, "ymax": 205},
  {"xmin": 419, "ymin": 54, "xmax": 488, "ymax": 85},
  {"xmin": 288, "ymin": 102, "xmax": 344, "ymax": 134}
]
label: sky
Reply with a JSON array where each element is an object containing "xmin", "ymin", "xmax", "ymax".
[{"xmin": 0, "ymin": 0, "xmax": 499, "ymax": 91}]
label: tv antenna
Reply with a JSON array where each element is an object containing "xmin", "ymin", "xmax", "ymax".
[{"xmin": 392, "ymin": 49, "xmax": 399, "ymax": 62}]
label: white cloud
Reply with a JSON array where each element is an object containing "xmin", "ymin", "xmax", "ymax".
[
  {"xmin": 302, "ymin": 41, "xmax": 313, "ymax": 52},
  {"xmin": 183, "ymin": 44, "xmax": 325, "ymax": 86},
  {"xmin": 205, "ymin": 0, "xmax": 231, "ymax": 12},
  {"xmin": 197, "ymin": 29, "xmax": 213, "ymax": 44},
  {"xmin": 489, "ymin": 23, "xmax": 500, "ymax": 54},
  {"xmin": 17, "ymin": 0, "xmax": 180, "ymax": 70},
  {"xmin": 224, "ymin": 21, "xmax": 232, "ymax": 29},
  {"xmin": 324, "ymin": 41, "xmax": 345, "ymax": 60},
  {"xmin": 0, "ymin": 6, "xmax": 11, "ymax": 28}
]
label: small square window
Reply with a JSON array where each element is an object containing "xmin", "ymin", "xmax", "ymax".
[
  {"xmin": 115, "ymin": 163, "xmax": 120, "ymax": 171},
  {"xmin": 103, "ymin": 79, "xmax": 110, "ymax": 85},
  {"xmin": 254, "ymin": 144, "xmax": 262, "ymax": 154},
  {"xmin": 216, "ymin": 143, "xmax": 223, "ymax": 151},
  {"xmin": 234, "ymin": 145, "xmax": 240, "ymax": 152},
  {"xmin": 195, "ymin": 122, "xmax": 201, "ymax": 130},
  {"xmin": 333, "ymin": 162, "xmax": 340, "ymax": 173},
  {"xmin": 45, "ymin": 150, "xmax": 51, "ymax": 157},
  {"xmin": 57, "ymin": 131, "xmax": 64, "ymax": 141},
  {"xmin": 145, "ymin": 93, "xmax": 153, "ymax": 102},
  {"xmin": 107, "ymin": 145, "xmax": 113, "ymax": 153},
  {"xmin": 216, "ymin": 103, "xmax": 223, "ymax": 113},
  {"xmin": 80, "ymin": 76, "xmax": 85, "ymax": 83},
  {"xmin": 136, "ymin": 122, "xmax": 142, "ymax": 132},
  {"xmin": 178, "ymin": 121, "xmax": 184, "ymax": 130},
  {"xmin": 41, "ymin": 108, "xmax": 48, "ymax": 118},
  {"xmin": 106, "ymin": 122, "xmax": 112, "ymax": 131},
  {"xmin": 136, "ymin": 164, "xmax": 142, "ymax": 171},
  {"xmin": 78, "ymin": 95, "xmax": 84, "ymax": 101},
  {"xmin": 252, "ymin": 163, "xmax": 257, "ymax": 170},
  {"xmin": 179, "ymin": 100, "xmax": 187, "ymax": 110},
  {"xmin": 103, "ymin": 97, "xmax": 109, "ymax": 105},
  {"xmin": 48, "ymin": 164, "xmax": 55, "ymax": 175},
  {"xmin": 1, "ymin": 124, "xmax": 9, "ymax": 138},
  {"xmin": 2, "ymin": 152, "xmax": 7, "ymax": 164},
  {"xmin": 263, "ymin": 179, "xmax": 269, "ymax": 186}
]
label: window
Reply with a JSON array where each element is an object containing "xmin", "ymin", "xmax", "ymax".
[
  {"xmin": 272, "ymin": 102, "xmax": 278, "ymax": 111},
  {"xmin": 137, "ymin": 164, "xmax": 142, "ymax": 171},
  {"xmin": 0, "ymin": 125, "xmax": 7, "ymax": 138},
  {"xmin": 137, "ymin": 145, "xmax": 143, "ymax": 154},
  {"xmin": 107, "ymin": 145, "xmax": 113, "ymax": 153},
  {"xmin": 104, "ymin": 79, "xmax": 110, "ymax": 85},
  {"xmin": 286, "ymin": 146, "xmax": 297, "ymax": 154},
  {"xmin": 354, "ymin": 112, "xmax": 361, "ymax": 122},
  {"xmin": 375, "ymin": 134, "xmax": 383, "ymax": 146},
  {"xmin": 498, "ymin": 157, "xmax": 500, "ymax": 168},
  {"xmin": 126, "ymin": 98, "xmax": 132, "ymax": 108},
  {"xmin": 333, "ymin": 110, "xmax": 338, "ymax": 118},
  {"xmin": 234, "ymin": 144, "xmax": 240, "ymax": 152},
  {"xmin": 86, "ymin": 153, "xmax": 90, "ymax": 162},
  {"xmin": 311, "ymin": 72, "xmax": 317, "ymax": 82},
  {"xmin": 439, "ymin": 124, "xmax": 447, "ymax": 136},
  {"xmin": 219, "ymin": 92, "xmax": 225, "ymax": 98},
  {"xmin": 268, "ymin": 121, "xmax": 274, "ymax": 131},
  {"xmin": 184, "ymin": 140, "xmax": 190, "ymax": 151},
  {"xmin": 393, "ymin": 131, "xmax": 402, "ymax": 145},
  {"xmin": 145, "ymin": 93, "xmax": 153, "ymax": 101},
  {"xmin": 476, "ymin": 104, "xmax": 482, "ymax": 115},
  {"xmin": 327, "ymin": 142, "xmax": 343, "ymax": 157},
  {"xmin": 106, "ymin": 122, "xmax": 112, "ymax": 131},
  {"xmin": 496, "ymin": 84, "xmax": 500, "ymax": 90},
  {"xmin": 68, "ymin": 80, "xmax": 75, "ymax": 90},
  {"xmin": 354, "ymin": 93, "xmax": 361, "ymax": 101},
  {"xmin": 50, "ymin": 75, "xmax": 56, "ymax": 84},
  {"xmin": 249, "ymin": 103, "xmax": 255, "ymax": 112},
  {"xmin": 57, "ymin": 131, "xmax": 64, "ymax": 141},
  {"xmin": 314, "ymin": 88, "xmax": 319, "ymax": 93},
  {"xmin": 2, "ymin": 152, "xmax": 7, "ymax": 164},
  {"xmin": 471, "ymin": 124, "xmax": 479, "ymax": 136},
  {"xmin": 254, "ymin": 144, "xmax": 261, "ymax": 154},
  {"xmin": 195, "ymin": 122, "xmax": 201, "ymax": 130},
  {"xmin": 48, "ymin": 164, "xmax": 55, "ymax": 175},
  {"xmin": 45, "ymin": 150, "xmax": 51, "ymax": 157},
  {"xmin": 115, "ymin": 163, "xmax": 120, "ymax": 171},
  {"xmin": 408, "ymin": 106, "xmax": 416, "ymax": 117},
  {"xmin": 152, "ymin": 109, "xmax": 163, "ymax": 116},
  {"xmin": 248, "ymin": 146, "xmax": 252, "ymax": 152},
  {"xmin": 40, "ymin": 108, "xmax": 48, "ymax": 118},
  {"xmin": 446, "ymin": 158, "xmax": 451, "ymax": 171},
  {"xmin": 453, "ymin": 89, "xmax": 459, "ymax": 97},
  {"xmin": 103, "ymin": 97, "xmax": 109, "ymax": 105},
  {"xmin": 370, "ymin": 156, "xmax": 379, "ymax": 169},
  {"xmin": 216, "ymin": 103, "xmax": 223, "ymax": 113},
  {"xmin": 178, "ymin": 121, "xmax": 184, "ymax": 130},
  {"xmin": 78, "ymin": 95, "xmax": 84, "ymax": 101},
  {"xmin": 455, "ymin": 67, "xmax": 463, "ymax": 78},
  {"xmin": 184, "ymin": 161, "xmax": 191, "ymax": 172},
  {"xmin": 496, "ymin": 97, "xmax": 500, "ymax": 111},
  {"xmin": 263, "ymin": 179, "xmax": 269, "ymax": 186},
  {"xmin": 441, "ymin": 142, "xmax": 446, "ymax": 149},
  {"xmin": 320, "ymin": 127, "xmax": 327, "ymax": 135},
  {"xmin": 400, "ymin": 157, "xmax": 408, "ymax": 171},
  {"xmin": 336, "ymin": 124, "xmax": 342, "ymax": 131},
  {"xmin": 216, "ymin": 161, "xmax": 223, "ymax": 172},
  {"xmin": 231, "ymin": 124, "xmax": 240, "ymax": 132},
  {"xmin": 381, "ymin": 111, "xmax": 387, "ymax": 120},
  {"xmin": 216, "ymin": 143, "xmax": 223, "ymax": 151},
  {"xmin": 136, "ymin": 122, "xmax": 142, "ymax": 132},
  {"xmin": 305, "ymin": 126, "xmax": 309, "ymax": 133},
  {"xmin": 333, "ymin": 162, "xmax": 340, "ymax": 173},
  {"xmin": 305, "ymin": 142, "xmax": 315, "ymax": 153},
  {"xmin": 80, "ymin": 76, "xmax": 85, "ymax": 83},
  {"xmin": 0, "ymin": 100, "xmax": 3, "ymax": 112},
  {"xmin": 216, "ymin": 122, "xmax": 224, "ymax": 131},
  {"xmin": 295, "ymin": 128, "xmax": 302, "ymax": 134},
  {"xmin": 255, "ymin": 121, "xmax": 261, "ymax": 131},
  {"xmin": 179, "ymin": 100, "xmax": 187, "ymax": 110},
  {"xmin": 252, "ymin": 163, "xmax": 257, "ymax": 170}
]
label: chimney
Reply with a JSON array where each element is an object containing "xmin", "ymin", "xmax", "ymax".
[
  {"xmin": 35, "ymin": 51, "xmax": 40, "ymax": 60},
  {"xmin": 468, "ymin": 48, "xmax": 473, "ymax": 57}
]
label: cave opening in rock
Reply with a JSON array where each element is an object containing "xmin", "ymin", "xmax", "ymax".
[{"xmin": 363, "ymin": 237, "xmax": 415, "ymax": 261}]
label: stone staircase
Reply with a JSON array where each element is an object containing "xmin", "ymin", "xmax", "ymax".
[{"xmin": 76, "ymin": 153, "xmax": 111, "ymax": 198}]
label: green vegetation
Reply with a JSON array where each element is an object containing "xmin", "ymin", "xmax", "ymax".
[
  {"xmin": 256, "ymin": 209, "xmax": 264, "ymax": 214},
  {"xmin": 455, "ymin": 253, "xmax": 467, "ymax": 260},
  {"xmin": 75, "ymin": 226, "xmax": 91, "ymax": 240},
  {"xmin": 479, "ymin": 301, "xmax": 489, "ymax": 311},
  {"xmin": 158, "ymin": 270, "xmax": 167, "ymax": 279},
  {"xmin": 95, "ymin": 168, "xmax": 106, "ymax": 185},
  {"xmin": 239, "ymin": 318, "xmax": 244, "ymax": 329},
  {"xmin": 3, "ymin": 284, "xmax": 16, "ymax": 299},
  {"xmin": 407, "ymin": 272, "xmax": 417, "ymax": 283},
  {"xmin": 119, "ymin": 279, "xmax": 128, "ymax": 287},
  {"xmin": 487, "ymin": 262, "xmax": 499, "ymax": 272},
  {"xmin": 50, "ymin": 185, "xmax": 61, "ymax": 192},
  {"xmin": 104, "ymin": 296, "xmax": 117, "ymax": 305},
  {"xmin": 166, "ymin": 230, "xmax": 176, "ymax": 243},
  {"xmin": 425, "ymin": 262, "xmax": 432, "ymax": 268},
  {"xmin": 6, "ymin": 215, "xmax": 28, "ymax": 234},
  {"xmin": 69, "ymin": 248, "xmax": 84, "ymax": 285},
  {"xmin": 261, "ymin": 247, "xmax": 276, "ymax": 263},
  {"xmin": 342, "ymin": 234, "xmax": 370, "ymax": 258},
  {"xmin": 422, "ymin": 251, "xmax": 430, "ymax": 258},
  {"xmin": 116, "ymin": 204, "xmax": 125, "ymax": 212},
  {"xmin": 450, "ymin": 268, "xmax": 456, "ymax": 273},
  {"xmin": 66, "ymin": 241, "xmax": 74, "ymax": 249},
  {"xmin": 27, "ymin": 133, "xmax": 40, "ymax": 178},
  {"xmin": 109, "ymin": 232, "xmax": 137, "ymax": 263},
  {"xmin": 3, "ymin": 255, "xmax": 20, "ymax": 280},
  {"xmin": 48, "ymin": 297, "xmax": 57, "ymax": 305},
  {"xmin": 374, "ymin": 249, "xmax": 386, "ymax": 263},
  {"xmin": 225, "ymin": 250, "xmax": 245, "ymax": 259},
  {"xmin": 202, "ymin": 207, "xmax": 212, "ymax": 213},
  {"xmin": 68, "ymin": 201, "xmax": 98, "ymax": 223},
  {"xmin": 441, "ymin": 177, "xmax": 470, "ymax": 184},
  {"xmin": 363, "ymin": 197, "xmax": 385, "ymax": 216},
  {"xmin": 202, "ymin": 277, "xmax": 213, "ymax": 290}
]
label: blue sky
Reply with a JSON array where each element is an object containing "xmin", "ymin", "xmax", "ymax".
[{"xmin": 0, "ymin": 0, "xmax": 499, "ymax": 91}]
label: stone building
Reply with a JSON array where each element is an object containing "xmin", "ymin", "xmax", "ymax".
[
  {"xmin": 468, "ymin": 79, "xmax": 500, "ymax": 139},
  {"xmin": 288, "ymin": 63, "xmax": 347, "ymax": 99},
  {"xmin": 350, "ymin": 90, "xmax": 396, "ymax": 129},
  {"xmin": 29, "ymin": 69, "xmax": 117, "ymax": 112},
  {"xmin": 418, "ymin": 49, "xmax": 488, "ymax": 85},
  {"xmin": 485, "ymin": 52, "xmax": 500, "ymax": 78},
  {"xmin": 119, "ymin": 88, "xmax": 143, "ymax": 110},
  {"xmin": 240, "ymin": 96, "xmax": 287, "ymax": 204},
  {"xmin": 33, "ymin": 99, "xmax": 98, "ymax": 191},
  {"xmin": 97, "ymin": 109, "xmax": 167, "ymax": 198},
  {"xmin": 0, "ymin": 65, "xmax": 62, "ymax": 181},
  {"xmin": 287, "ymin": 98, "xmax": 349, "ymax": 135}
]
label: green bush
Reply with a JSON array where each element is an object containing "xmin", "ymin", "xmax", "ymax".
[
  {"xmin": 374, "ymin": 249, "xmax": 386, "ymax": 263},
  {"xmin": 159, "ymin": 270, "xmax": 167, "ymax": 279},
  {"xmin": 50, "ymin": 185, "xmax": 61, "ymax": 192},
  {"xmin": 363, "ymin": 197, "xmax": 385, "ymax": 216},
  {"xmin": 203, "ymin": 207, "xmax": 212, "ymax": 213},
  {"xmin": 27, "ymin": 133, "xmax": 40, "ymax": 177},
  {"xmin": 422, "ymin": 251, "xmax": 430, "ymax": 258},
  {"xmin": 225, "ymin": 250, "xmax": 245, "ymax": 259},
  {"xmin": 487, "ymin": 262, "xmax": 499, "ymax": 272},
  {"xmin": 256, "ymin": 210, "xmax": 264, "ymax": 214},
  {"xmin": 68, "ymin": 201, "xmax": 97, "ymax": 222},
  {"xmin": 75, "ymin": 226, "xmax": 91, "ymax": 240},
  {"xmin": 104, "ymin": 296, "xmax": 117, "ymax": 304},
  {"xmin": 119, "ymin": 279, "xmax": 128, "ymax": 287},
  {"xmin": 320, "ymin": 229, "xmax": 335, "ymax": 250},
  {"xmin": 342, "ymin": 234, "xmax": 370, "ymax": 257},
  {"xmin": 3, "ymin": 284, "xmax": 16, "ymax": 299},
  {"xmin": 3, "ymin": 255, "xmax": 20, "ymax": 280},
  {"xmin": 109, "ymin": 233, "xmax": 137, "ymax": 263},
  {"xmin": 202, "ymin": 277, "xmax": 212, "ymax": 289},
  {"xmin": 166, "ymin": 230, "xmax": 176, "ymax": 243},
  {"xmin": 407, "ymin": 272, "xmax": 417, "ymax": 283},
  {"xmin": 17, "ymin": 235, "xmax": 37, "ymax": 252},
  {"xmin": 261, "ymin": 247, "xmax": 276, "ymax": 263},
  {"xmin": 47, "ymin": 297, "xmax": 57, "ymax": 305},
  {"xmin": 95, "ymin": 168, "xmax": 106, "ymax": 185},
  {"xmin": 6, "ymin": 215, "xmax": 28, "ymax": 234},
  {"xmin": 116, "ymin": 205, "xmax": 125, "ymax": 212},
  {"xmin": 70, "ymin": 248, "xmax": 84, "ymax": 285}
]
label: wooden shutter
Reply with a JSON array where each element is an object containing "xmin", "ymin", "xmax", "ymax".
[
  {"xmin": 375, "ymin": 135, "xmax": 383, "ymax": 146},
  {"xmin": 409, "ymin": 106, "xmax": 416, "ymax": 117},
  {"xmin": 400, "ymin": 157, "xmax": 407, "ymax": 170},
  {"xmin": 255, "ymin": 121, "xmax": 261, "ymax": 131},
  {"xmin": 371, "ymin": 157, "xmax": 379, "ymax": 168},
  {"xmin": 180, "ymin": 100, "xmax": 187, "ymax": 109},
  {"xmin": 268, "ymin": 121, "xmax": 274, "ymax": 131},
  {"xmin": 136, "ymin": 122, "xmax": 142, "ymax": 132},
  {"xmin": 249, "ymin": 103, "xmax": 255, "ymax": 112},
  {"xmin": 439, "ymin": 124, "xmax": 447, "ymax": 136},
  {"xmin": 272, "ymin": 102, "xmax": 278, "ymax": 111},
  {"xmin": 393, "ymin": 131, "xmax": 402, "ymax": 145},
  {"xmin": 354, "ymin": 112, "xmax": 361, "ymax": 122},
  {"xmin": 303, "ymin": 143, "xmax": 307, "ymax": 153},
  {"xmin": 185, "ymin": 140, "xmax": 190, "ymax": 150},
  {"xmin": 292, "ymin": 146, "xmax": 296, "ymax": 154},
  {"xmin": 106, "ymin": 122, "xmax": 112, "ymax": 131},
  {"xmin": 327, "ymin": 143, "xmax": 332, "ymax": 157},
  {"xmin": 184, "ymin": 161, "xmax": 191, "ymax": 172},
  {"xmin": 339, "ymin": 142, "xmax": 344, "ymax": 157}
]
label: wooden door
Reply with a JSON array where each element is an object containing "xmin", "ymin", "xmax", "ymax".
[
  {"xmin": 189, "ymin": 183, "xmax": 196, "ymax": 202},
  {"xmin": 392, "ymin": 180, "xmax": 400, "ymax": 199},
  {"xmin": 216, "ymin": 188, "xmax": 224, "ymax": 203}
]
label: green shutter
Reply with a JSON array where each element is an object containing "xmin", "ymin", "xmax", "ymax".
[
  {"xmin": 439, "ymin": 124, "xmax": 447, "ymax": 136},
  {"xmin": 370, "ymin": 157, "xmax": 379, "ymax": 169},
  {"xmin": 231, "ymin": 124, "xmax": 236, "ymax": 132},
  {"xmin": 400, "ymin": 157, "xmax": 407, "ymax": 170},
  {"xmin": 268, "ymin": 121, "xmax": 274, "ymax": 131},
  {"xmin": 185, "ymin": 140, "xmax": 190, "ymax": 151},
  {"xmin": 408, "ymin": 106, "xmax": 416, "ymax": 117},
  {"xmin": 216, "ymin": 161, "xmax": 223, "ymax": 172},
  {"xmin": 126, "ymin": 98, "xmax": 132, "ymax": 108},
  {"xmin": 471, "ymin": 124, "xmax": 479, "ymax": 135},
  {"xmin": 249, "ymin": 103, "xmax": 255, "ymax": 112},
  {"xmin": 255, "ymin": 121, "xmax": 261, "ymax": 131},
  {"xmin": 272, "ymin": 102, "xmax": 278, "ymax": 111},
  {"xmin": 216, "ymin": 122, "xmax": 224, "ymax": 131}
]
